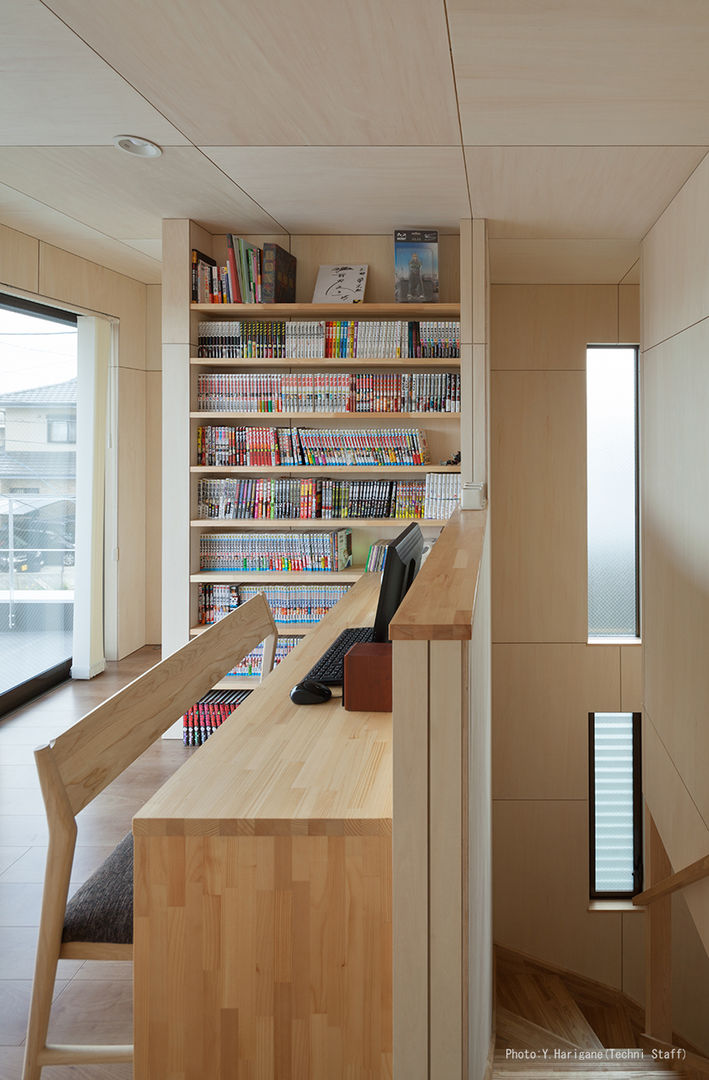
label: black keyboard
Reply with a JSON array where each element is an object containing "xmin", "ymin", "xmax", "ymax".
[{"xmin": 304, "ymin": 626, "xmax": 375, "ymax": 685}]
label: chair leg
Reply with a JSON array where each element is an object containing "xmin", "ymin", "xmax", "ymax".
[{"xmin": 21, "ymin": 946, "xmax": 58, "ymax": 1080}]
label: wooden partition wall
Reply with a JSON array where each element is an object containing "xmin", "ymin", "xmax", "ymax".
[{"xmin": 390, "ymin": 509, "xmax": 492, "ymax": 1080}]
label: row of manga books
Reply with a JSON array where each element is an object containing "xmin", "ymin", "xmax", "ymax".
[
  {"xmin": 197, "ymin": 319, "xmax": 460, "ymax": 359},
  {"xmin": 196, "ymin": 426, "xmax": 431, "ymax": 467},
  {"xmin": 196, "ymin": 372, "xmax": 460, "ymax": 413},
  {"xmin": 182, "ymin": 689, "xmax": 252, "ymax": 746},
  {"xmin": 197, "ymin": 582, "xmax": 352, "ymax": 626},
  {"xmin": 228, "ymin": 636, "xmax": 302, "ymax": 677},
  {"xmin": 198, "ymin": 529, "xmax": 352, "ymax": 572},
  {"xmin": 424, "ymin": 473, "xmax": 461, "ymax": 519},
  {"xmin": 196, "ymin": 476, "xmax": 454, "ymax": 521}
]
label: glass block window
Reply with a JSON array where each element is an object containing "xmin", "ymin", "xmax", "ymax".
[
  {"xmin": 589, "ymin": 712, "xmax": 642, "ymax": 897},
  {"xmin": 586, "ymin": 347, "xmax": 638, "ymax": 638}
]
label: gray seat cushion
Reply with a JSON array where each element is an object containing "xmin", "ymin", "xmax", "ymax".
[{"xmin": 62, "ymin": 832, "xmax": 133, "ymax": 945}]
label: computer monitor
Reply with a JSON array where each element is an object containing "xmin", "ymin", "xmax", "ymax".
[{"xmin": 372, "ymin": 522, "xmax": 424, "ymax": 642}]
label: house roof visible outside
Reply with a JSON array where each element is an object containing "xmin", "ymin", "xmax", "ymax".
[
  {"xmin": 0, "ymin": 378, "xmax": 77, "ymax": 407},
  {"xmin": 0, "ymin": 451, "xmax": 76, "ymax": 480}
]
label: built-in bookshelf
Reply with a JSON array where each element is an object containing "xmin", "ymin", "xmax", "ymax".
[{"xmin": 161, "ymin": 222, "xmax": 464, "ymax": 721}]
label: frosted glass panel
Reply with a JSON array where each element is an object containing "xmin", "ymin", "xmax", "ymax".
[
  {"xmin": 587, "ymin": 348, "xmax": 638, "ymax": 637},
  {"xmin": 592, "ymin": 713, "xmax": 636, "ymax": 894}
]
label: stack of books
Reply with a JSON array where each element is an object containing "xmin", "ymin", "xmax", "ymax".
[
  {"xmin": 197, "ymin": 582, "xmax": 352, "ymax": 626},
  {"xmin": 196, "ymin": 372, "xmax": 460, "ymax": 413},
  {"xmin": 197, "ymin": 476, "xmax": 446, "ymax": 521},
  {"xmin": 198, "ymin": 529, "xmax": 352, "ymax": 572},
  {"xmin": 196, "ymin": 318, "xmax": 459, "ymax": 358},
  {"xmin": 182, "ymin": 689, "xmax": 252, "ymax": 746},
  {"xmin": 196, "ymin": 426, "xmax": 432, "ymax": 467},
  {"xmin": 192, "ymin": 241, "xmax": 296, "ymax": 304},
  {"xmin": 227, "ymin": 635, "xmax": 301, "ymax": 677}
]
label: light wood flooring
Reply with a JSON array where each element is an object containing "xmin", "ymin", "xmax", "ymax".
[
  {"xmin": 0, "ymin": 647, "xmax": 192, "ymax": 1079},
  {"xmin": 494, "ymin": 947, "xmax": 706, "ymax": 1080}
]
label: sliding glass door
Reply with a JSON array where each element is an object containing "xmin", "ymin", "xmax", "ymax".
[{"xmin": 0, "ymin": 297, "xmax": 78, "ymax": 711}]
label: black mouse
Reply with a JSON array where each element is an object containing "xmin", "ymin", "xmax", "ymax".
[{"xmin": 289, "ymin": 679, "xmax": 332, "ymax": 705}]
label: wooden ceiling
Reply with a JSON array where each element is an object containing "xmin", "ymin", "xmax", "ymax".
[{"xmin": 1, "ymin": 0, "xmax": 708, "ymax": 284}]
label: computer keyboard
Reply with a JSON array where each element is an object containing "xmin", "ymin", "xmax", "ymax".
[{"xmin": 304, "ymin": 626, "xmax": 375, "ymax": 685}]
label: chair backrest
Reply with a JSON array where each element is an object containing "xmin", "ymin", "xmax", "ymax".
[{"xmin": 35, "ymin": 594, "xmax": 278, "ymax": 819}]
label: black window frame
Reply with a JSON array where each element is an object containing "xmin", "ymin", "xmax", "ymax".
[{"xmin": 588, "ymin": 711, "xmax": 643, "ymax": 899}]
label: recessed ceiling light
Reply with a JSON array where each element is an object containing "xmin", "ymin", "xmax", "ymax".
[{"xmin": 112, "ymin": 135, "xmax": 162, "ymax": 158}]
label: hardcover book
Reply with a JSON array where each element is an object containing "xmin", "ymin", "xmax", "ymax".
[
  {"xmin": 312, "ymin": 265, "xmax": 368, "ymax": 303},
  {"xmin": 394, "ymin": 229, "xmax": 439, "ymax": 303},
  {"xmin": 261, "ymin": 243, "xmax": 297, "ymax": 303}
]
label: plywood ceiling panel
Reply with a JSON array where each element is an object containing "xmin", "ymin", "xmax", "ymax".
[
  {"xmin": 0, "ymin": 1, "xmax": 187, "ymax": 147},
  {"xmin": 449, "ymin": 0, "xmax": 709, "ymax": 146},
  {"xmin": 42, "ymin": 0, "xmax": 460, "ymax": 147},
  {"xmin": 0, "ymin": 147, "xmax": 284, "ymax": 238},
  {"xmin": 466, "ymin": 146, "xmax": 708, "ymax": 239},
  {"xmin": 203, "ymin": 147, "xmax": 470, "ymax": 233},
  {"xmin": 489, "ymin": 239, "xmax": 639, "ymax": 284}
]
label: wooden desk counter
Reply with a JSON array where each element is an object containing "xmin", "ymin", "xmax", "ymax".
[{"xmin": 133, "ymin": 574, "xmax": 393, "ymax": 1080}]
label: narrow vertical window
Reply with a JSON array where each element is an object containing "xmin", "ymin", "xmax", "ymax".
[
  {"xmin": 589, "ymin": 712, "xmax": 642, "ymax": 897},
  {"xmin": 586, "ymin": 346, "xmax": 638, "ymax": 638}
]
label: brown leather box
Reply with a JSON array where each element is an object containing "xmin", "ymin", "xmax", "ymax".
[{"xmin": 343, "ymin": 642, "xmax": 392, "ymax": 712}]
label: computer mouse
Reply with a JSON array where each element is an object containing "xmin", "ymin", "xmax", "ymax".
[{"xmin": 289, "ymin": 679, "xmax": 332, "ymax": 705}]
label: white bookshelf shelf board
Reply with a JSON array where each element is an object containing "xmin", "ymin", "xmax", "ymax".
[
  {"xmin": 190, "ymin": 411, "xmax": 461, "ymax": 421},
  {"xmin": 191, "ymin": 465, "xmax": 461, "ymax": 475},
  {"xmin": 191, "ymin": 518, "xmax": 448, "ymax": 529},
  {"xmin": 191, "ymin": 570, "xmax": 366, "ymax": 584},
  {"xmin": 191, "ymin": 302, "xmax": 460, "ymax": 318},
  {"xmin": 191, "ymin": 357, "xmax": 461, "ymax": 369}
]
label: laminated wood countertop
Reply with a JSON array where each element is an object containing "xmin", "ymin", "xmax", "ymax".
[
  {"xmin": 134, "ymin": 573, "xmax": 391, "ymax": 838},
  {"xmin": 389, "ymin": 507, "xmax": 487, "ymax": 641}
]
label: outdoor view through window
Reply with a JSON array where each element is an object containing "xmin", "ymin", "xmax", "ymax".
[{"xmin": 0, "ymin": 303, "xmax": 77, "ymax": 701}]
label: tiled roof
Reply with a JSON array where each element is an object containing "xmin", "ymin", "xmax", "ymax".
[
  {"xmin": 0, "ymin": 450, "xmax": 76, "ymax": 479},
  {"xmin": 0, "ymin": 378, "xmax": 77, "ymax": 406}
]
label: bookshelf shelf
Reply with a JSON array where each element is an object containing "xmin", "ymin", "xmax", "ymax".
[
  {"xmin": 191, "ymin": 570, "xmax": 366, "ymax": 584},
  {"xmin": 191, "ymin": 357, "xmax": 461, "ymax": 369},
  {"xmin": 211, "ymin": 677, "xmax": 261, "ymax": 690},
  {"xmin": 191, "ymin": 302, "xmax": 461, "ymax": 318},
  {"xmin": 190, "ymin": 411, "xmax": 460, "ymax": 421},
  {"xmin": 190, "ymin": 465, "xmax": 461, "ymax": 475},
  {"xmin": 191, "ymin": 518, "xmax": 448, "ymax": 529},
  {"xmin": 162, "ymin": 221, "xmax": 465, "ymax": 735}
]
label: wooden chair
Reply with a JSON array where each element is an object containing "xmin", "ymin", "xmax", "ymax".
[{"xmin": 22, "ymin": 595, "xmax": 277, "ymax": 1080}]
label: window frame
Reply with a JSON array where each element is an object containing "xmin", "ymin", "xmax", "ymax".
[
  {"xmin": 586, "ymin": 344, "xmax": 641, "ymax": 641},
  {"xmin": 588, "ymin": 710, "xmax": 643, "ymax": 899}
]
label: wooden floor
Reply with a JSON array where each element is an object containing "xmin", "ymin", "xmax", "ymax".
[
  {"xmin": 493, "ymin": 947, "xmax": 704, "ymax": 1080},
  {"xmin": 0, "ymin": 647, "xmax": 192, "ymax": 1080}
]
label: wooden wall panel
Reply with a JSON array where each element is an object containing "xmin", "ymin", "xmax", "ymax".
[
  {"xmin": 620, "ymin": 644, "xmax": 642, "ymax": 712},
  {"xmin": 493, "ymin": 800, "xmax": 622, "ymax": 988},
  {"xmin": 618, "ymin": 283, "xmax": 640, "ymax": 343},
  {"xmin": 491, "ymin": 369, "xmax": 587, "ymax": 643},
  {"xmin": 392, "ymin": 640, "xmax": 429, "ymax": 1080},
  {"xmin": 642, "ymin": 154, "xmax": 709, "ymax": 350},
  {"xmin": 290, "ymin": 233, "xmax": 460, "ymax": 303},
  {"xmin": 134, "ymin": 833, "xmax": 392, "ymax": 1080},
  {"xmin": 468, "ymin": 528, "xmax": 493, "ymax": 1076},
  {"xmin": 643, "ymin": 323, "xmax": 709, "ymax": 827},
  {"xmin": 492, "ymin": 644, "xmax": 619, "ymax": 799},
  {"xmin": 643, "ymin": 712, "xmax": 709, "ymax": 955},
  {"xmin": 117, "ymin": 366, "xmax": 146, "ymax": 657},
  {"xmin": 0, "ymin": 222, "xmax": 39, "ymax": 293},
  {"xmin": 145, "ymin": 370, "xmax": 161, "ymax": 645},
  {"xmin": 491, "ymin": 285, "xmax": 617, "ymax": 370},
  {"xmin": 145, "ymin": 283, "xmax": 162, "ymax": 370},
  {"xmin": 489, "ymin": 238, "xmax": 639, "ymax": 286}
]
